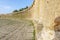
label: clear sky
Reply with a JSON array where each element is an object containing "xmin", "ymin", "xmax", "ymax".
[{"xmin": 0, "ymin": 0, "xmax": 34, "ymax": 14}]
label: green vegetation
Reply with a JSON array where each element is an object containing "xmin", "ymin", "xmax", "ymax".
[
  {"xmin": 13, "ymin": 6, "xmax": 28, "ymax": 12},
  {"xmin": 33, "ymin": 29, "xmax": 35, "ymax": 40},
  {"xmin": 30, "ymin": 21, "xmax": 35, "ymax": 40},
  {"xmin": 29, "ymin": 21, "xmax": 34, "ymax": 26},
  {"xmin": 29, "ymin": 21, "xmax": 35, "ymax": 40},
  {"xmin": 13, "ymin": 10, "xmax": 18, "ymax": 12},
  {"xmin": 19, "ymin": 6, "xmax": 28, "ymax": 11}
]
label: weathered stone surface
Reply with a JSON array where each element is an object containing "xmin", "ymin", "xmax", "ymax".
[{"xmin": 0, "ymin": 19, "xmax": 34, "ymax": 40}]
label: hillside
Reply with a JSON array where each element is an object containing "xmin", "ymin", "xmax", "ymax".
[{"xmin": 0, "ymin": 2, "xmax": 35, "ymax": 40}]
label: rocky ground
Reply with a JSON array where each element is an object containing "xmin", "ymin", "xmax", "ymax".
[
  {"xmin": 53, "ymin": 31, "xmax": 60, "ymax": 40},
  {"xmin": 0, "ymin": 19, "xmax": 34, "ymax": 40}
]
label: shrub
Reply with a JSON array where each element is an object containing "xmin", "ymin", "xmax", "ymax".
[{"xmin": 13, "ymin": 10, "xmax": 18, "ymax": 12}]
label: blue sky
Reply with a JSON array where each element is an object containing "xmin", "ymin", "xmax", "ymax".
[{"xmin": 0, "ymin": 0, "xmax": 34, "ymax": 14}]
